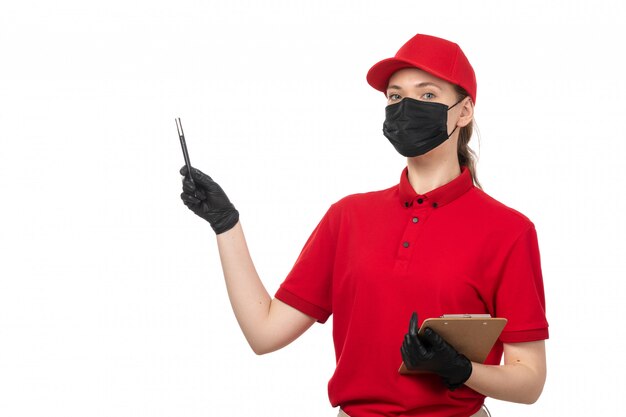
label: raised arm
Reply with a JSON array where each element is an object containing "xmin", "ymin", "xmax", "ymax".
[
  {"xmin": 216, "ymin": 222, "xmax": 316, "ymax": 354},
  {"xmin": 180, "ymin": 166, "xmax": 316, "ymax": 355}
]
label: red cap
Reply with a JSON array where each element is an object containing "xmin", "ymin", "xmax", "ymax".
[{"xmin": 366, "ymin": 34, "xmax": 477, "ymax": 103}]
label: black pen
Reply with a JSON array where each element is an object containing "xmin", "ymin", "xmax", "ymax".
[{"xmin": 175, "ymin": 117, "xmax": 194, "ymax": 185}]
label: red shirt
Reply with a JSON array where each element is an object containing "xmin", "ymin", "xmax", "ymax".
[{"xmin": 275, "ymin": 166, "xmax": 549, "ymax": 417}]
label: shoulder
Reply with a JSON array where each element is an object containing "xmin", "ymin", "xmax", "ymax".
[
  {"xmin": 319, "ymin": 184, "xmax": 399, "ymax": 230},
  {"xmin": 329, "ymin": 184, "xmax": 398, "ymax": 213},
  {"xmin": 465, "ymin": 187, "xmax": 536, "ymax": 235}
]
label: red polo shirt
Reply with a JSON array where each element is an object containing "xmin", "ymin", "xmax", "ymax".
[{"xmin": 275, "ymin": 166, "xmax": 549, "ymax": 417}]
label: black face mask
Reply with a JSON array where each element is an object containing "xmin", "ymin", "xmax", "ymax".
[{"xmin": 382, "ymin": 97, "xmax": 463, "ymax": 157}]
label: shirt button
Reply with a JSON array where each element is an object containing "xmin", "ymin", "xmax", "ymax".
[
  {"xmin": 417, "ymin": 198, "xmax": 424, "ymax": 204},
  {"xmin": 412, "ymin": 217, "xmax": 419, "ymax": 223},
  {"xmin": 432, "ymin": 202, "xmax": 438, "ymax": 208},
  {"xmin": 403, "ymin": 241, "xmax": 410, "ymax": 248}
]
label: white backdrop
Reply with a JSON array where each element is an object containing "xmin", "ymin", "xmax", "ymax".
[{"xmin": 1, "ymin": 1, "xmax": 624, "ymax": 416}]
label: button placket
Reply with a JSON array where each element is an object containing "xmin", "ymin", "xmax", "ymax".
[
  {"xmin": 397, "ymin": 195, "xmax": 434, "ymax": 258},
  {"xmin": 398, "ymin": 205, "xmax": 428, "ymax": 256},
  {"xmin": 395, "ymin": 203, "xmax": 432, "ymax": 271}
]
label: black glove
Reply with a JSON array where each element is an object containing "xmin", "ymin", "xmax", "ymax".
[
  {"xmin": 179, "ymin": 165, "xmax": 239, "ymax": 234},
  {"xmin": 401, "ymin": 312, "xmax": 473, "ymax": 390}
]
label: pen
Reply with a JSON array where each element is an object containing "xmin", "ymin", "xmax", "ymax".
[{"xmin": 175, "ymin": 117, "xmax": 194, "ymax": 186}]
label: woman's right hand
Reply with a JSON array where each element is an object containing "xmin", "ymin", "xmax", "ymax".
[{"xmin": 179, "ymin": 165, "xmax": 239, "ymax": 234}]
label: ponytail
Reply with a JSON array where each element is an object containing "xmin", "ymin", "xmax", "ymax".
[{"xmin": 454, "ymin": 86, "xmax": 482, "ymax": 189}]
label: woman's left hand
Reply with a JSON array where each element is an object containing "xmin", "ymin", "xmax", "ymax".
[{"xmin": 401, "ymin": 312, "xmax": 473, "ymax": 390}]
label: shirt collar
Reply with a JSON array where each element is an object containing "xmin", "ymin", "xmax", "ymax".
[{"xmin": 398, "ymin": 165, "xmax": 474, "ymax": 209}]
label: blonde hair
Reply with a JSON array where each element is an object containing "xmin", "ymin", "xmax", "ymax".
[{"xmin": 454, "ymin": 85, "xmax": 482, "ymax": 189}]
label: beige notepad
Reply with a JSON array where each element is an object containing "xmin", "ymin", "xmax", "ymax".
[{"xmin": 398, "ymin": 315, "xmax": 507, "ymax": 375}]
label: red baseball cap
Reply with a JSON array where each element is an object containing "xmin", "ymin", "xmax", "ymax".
[{"xmin": 366, "ymin": 34, "xmax": 477, "ymax": 103}]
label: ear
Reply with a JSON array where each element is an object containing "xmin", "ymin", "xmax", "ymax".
[{"xmin": 456, "ymin": 97, "xmax": 474, "ymax": 128}]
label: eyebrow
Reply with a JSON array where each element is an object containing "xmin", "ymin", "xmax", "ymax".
[{"xmin": 387, "ymin": 82, "xmax": 443, "ymax": 91}]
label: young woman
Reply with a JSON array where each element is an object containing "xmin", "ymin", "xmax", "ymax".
[{"xmin": 179, "ymin": 33, "xmax": 548, "ymax": 417}]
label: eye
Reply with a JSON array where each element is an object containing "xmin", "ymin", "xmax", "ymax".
[
  {"xmin": 421, "ymin": 92, "xmax": 436, "ymax": 100},
  {"xmin": 387, "ymin": 93, "xmax": 401, "ymax": 102}
]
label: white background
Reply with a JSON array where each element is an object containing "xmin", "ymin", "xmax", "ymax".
[{"xmin": 1, "ymin": 1, "xmax": 624, "ymax": 416}]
